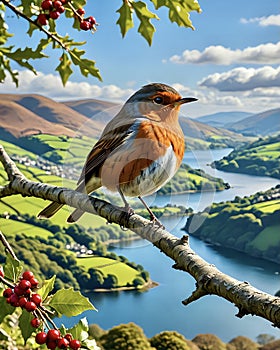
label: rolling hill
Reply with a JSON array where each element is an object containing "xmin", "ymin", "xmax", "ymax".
[
  {"xmin": 227, "ymin": 107, "xmax": 280, "ymax": 136},
  {"xmin": 0, "ymin": 94, "xmax": 105, "ymax": 139},
  {"xmin": 0, "ymin": 93, "xmax": 249, "ymax": 150},
  {"xmin": 195, "ymin": 111, "xmax": 251, "ymax": 128}
]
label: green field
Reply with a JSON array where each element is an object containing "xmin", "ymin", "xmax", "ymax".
[
  {"xmin": 0, "ymin": 140, "xmax": 37, "ymax": 159},
  {"xmin": 77, "ymin": 256, "xmax": 140, "ymax": 287},
  {"xmin": 28, "ymin": 134, "xmax": 97, "ymax": 167},
  {"xmin": 0, "ymin": 218, "xmax": 51, "ymax": 239},
  {"xmin": 250, "ymin": 225, "xmax": 280, "ymax": 251},
  {"xmin": 251, "ymin": 199, "xmax": 280, "ymax": 213}
]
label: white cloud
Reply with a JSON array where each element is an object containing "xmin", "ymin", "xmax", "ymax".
[
  {"xmin": 0, "ymin": 69, "xmax": 279, "ymax": 118},
  {"xmin": 199, "ymin": 66, "xmax": 280, "ymax": 91},
  {"xmin": 169, "ymin": 42, "xmax": 280, "ymax": 65},
  {"xmin": 0, "ymin": 70, "xmax": 133, "ymax": 102},
  {"xmin": 241, "ymin": 14, "xmax": 280, "ymax": 27}
]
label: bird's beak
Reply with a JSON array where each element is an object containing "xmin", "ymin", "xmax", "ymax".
[{"xmin": 175, "ymin": 97, "xmax": 198, "ymax": 106}]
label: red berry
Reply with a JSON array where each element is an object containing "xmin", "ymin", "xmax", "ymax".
[
  {"xmin": 41, "ymin": 0, "xmax": 53, "ymax": 10},
  {"xmin": 60, "ymin": 0, "xmax": 67, "ymax": 3},
  {"xmin": 50, "ymin": 10, "xmax": 60, "ymax": 19},
  {"xmin": 47, "ymin": 340, "xmax": 57, "ymax": 350},
  {"xmin": 29, "ymin": 277, "xmax": 39, "ymax": 288},
  {"xmin": 57, "ymin": 337, "xmax": 69, "ymax": 349},
  {"xmin": 36, "ymin": 331, "xmax": 47, "ymax": 345},
  {"xmin": 57, "ymin": 5, "xmax": 65, "ymax": 13},
  {"xmin": 77, "ymin": 8, "xmax": 85, "ymax": 15},
  {"xmin": 18, "ymin": 297, "xmax": 28, "ymax": 308},
  {"xmin": 25, "ymin": 301, "xmax": 37, "ymax": 312},
  {"xmin": 31, "ymin": 293, "xmax": 42, "ymax": 306},
  {"xmin": 37, "ymin": 13, "xmax": 48, "ymax": 25},
  {"xmin": 69, "ymin": 339, "xmax": 81, "ymax": 350},
  {"xmin": 0, "ymin": 266, "xmax": 4, "ymax": 277},
  {"xmin": 64, "ymin": 333, "xmax": 72, "ymax": 342},
  {"xmin": 22, "ymin": 271, "xmax": 34, "ymax": 281},
  {"xmin": 3, "ymin": 288, "xmax": 13, "ymax": 298},
  {"xmin": 53, "ymin": 0, "xmax": 62, "ymax": 9},
  {"xmin": 47, "ymin": 329, "xmax": 61, "ymax": 341},
  {"xmin": 31, "ymin": 317, "xmax": 41, "ymax": 328},
  {"xmin": 9, "ymin": 293, "xmax": 19, "ymax": 307},
  {"xmin": 87, "ymin": 16, "xmax": 96, "ymax": 26},
  {"xmin": 14, "ymin": 285, "xmax": 24, "ymax": 296},
  {"xmin": 80, "ymin": 20, "xmax": 90, "ymax": 30},
  {"xmin": 19, "ymin": 279, "xmax": 32, "ymax": 291}
]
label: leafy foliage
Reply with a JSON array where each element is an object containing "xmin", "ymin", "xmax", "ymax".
[
  {"xmin": 100, "ymin": 322, "xmax": 154, "ymax": 350},
  {"xmin": 0, "ymin": 0, "xmax": 201, "ymax": 85},
  {"xmin": 185, "ymin": 186, "xmax": 280, "ymax": 264},
  {"xmin": 213, "ymin": 135, "xmax": 280, "ymax": 179}
]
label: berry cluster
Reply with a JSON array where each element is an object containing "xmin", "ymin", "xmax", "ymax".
[
  {"xmin": 37, "ymin": 0, "xmax": 66, "ymax": 25},
  {"xmin": 3, "ymin": 270, "xmax": 41, "ymax": 316},
  {"xmin": 76, "ymin": 7, "xmax": 96, "ymax": 31},
  {"xmin": 1, "ymin": 268, "xmax": 81, "ymax": 349},
  {"xmin": 36, "ymin": 330, "xmax": 81, "ymax": 350}
]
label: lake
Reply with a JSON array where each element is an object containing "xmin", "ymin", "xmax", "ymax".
[{"xmin": 58, "ymin": 148, "xmax": 280, "ymax": 342}]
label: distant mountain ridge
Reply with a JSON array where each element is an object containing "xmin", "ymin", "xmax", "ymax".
[
  {"xmin": 195, "ymin": 111, "xmax": 251, "ymax": 128},
  {"xmin": 196, "ymin": 108, "xmax": 280, "ymax": 136},
  {"xmin": 0, "ymin": 93, "xmax": 248, "ymax": 149},
  {"xmin": 227, "ymin": 107, "xmax": 280, "ymax": 136}
]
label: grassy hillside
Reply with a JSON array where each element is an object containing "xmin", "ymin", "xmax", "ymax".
[
  {"xmin": 213, "ymin": 134, "xmax": 280, "ymax": 179},
  {"xmin": 228, "ymin": 107, "xmax": 280, "ymax": 136},
  {"xmin": 184, "ymin": 186, "xmax": 280, "ymax": 264}
]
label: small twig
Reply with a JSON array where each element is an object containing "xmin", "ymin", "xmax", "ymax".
[
  {"xmin": 0, "ymin": 275, "xmax": 16, "ymax": 289},
  {"xmin": 0, "ymin": 230, "xmax": 20, "ymax": 262},
  {"xmin": 36, "ymin": 306, "xmax": 58, "ymax": 330},
  {"xmin": 1, "ymin": 0, "xmax": 68, "ymax": 51}
]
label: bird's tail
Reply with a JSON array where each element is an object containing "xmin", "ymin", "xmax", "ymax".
[
  {"xmin": 38, "ymin": 202, "xmax": 64, "ymax": 219},
  {"xmin": 67, "ymin": 209, "xmax": 84, "ymax": 223}
]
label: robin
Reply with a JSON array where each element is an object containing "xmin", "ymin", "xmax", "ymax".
[{"xmin": 38, "ymin": 83, "xmax": 197, "ymax": 224}]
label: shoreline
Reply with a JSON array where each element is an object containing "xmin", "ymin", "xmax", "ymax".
[{"xmin": 92, "ymin": 279, "xmax": 159, "ymax": 293}]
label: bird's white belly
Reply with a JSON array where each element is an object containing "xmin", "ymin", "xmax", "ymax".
[{"xmin": 120, "ymin": 145, "xmax": 178, "ymax": 197}]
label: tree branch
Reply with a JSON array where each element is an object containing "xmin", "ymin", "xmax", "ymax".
[
  {"xmin": 1, "ymin": 0, "xmax": 68, "ymax": 51},
  {"xmin": 1, "ymin": 144, "xmax": 280, "ymax": 328}
]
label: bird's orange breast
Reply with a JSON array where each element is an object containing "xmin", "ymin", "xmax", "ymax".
[{"xmin": 117, "ymin": 120, "xmax": 185, "ymax": 186}]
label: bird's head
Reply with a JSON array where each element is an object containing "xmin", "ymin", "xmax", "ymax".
[{"xmin": 125, "ymin": 83, "xmax": 197, "ymax": 122}]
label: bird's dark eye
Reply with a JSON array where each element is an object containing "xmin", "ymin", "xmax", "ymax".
[{"xmin": 153, "ymin": 96, "xmax": 164, "ymax": 104}]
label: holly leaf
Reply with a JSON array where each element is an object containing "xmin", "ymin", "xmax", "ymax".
[
  {"xmin": 67, "ymin": 317, "xmax": 89, "ymax": 341},
  {"xmin": 38, "ymin": 275, "xmax": 56, "ymax": 301},
  {"xmin": 3, "ymin": 254, "xmax": 22, "ymax": 283},
  {"xmin": 69, "ymin": 48, "xmax": 102, "ymax": 81},
  {"xmin": 56, "ymin": 52, "xmax": 73, "ymax": 86},
  {"xmin": 116, "ymin": 2, "xmax": 134, "ymax": 37},
  {"xmin": 0, "ymin": 296, "xmax": 15, "ymax": 323},
  {"xmin": 49, "ymin": 288, "xmax": 96, "ymax": 317},
  {"xmin": 132, "ymin": 1, "xmax": 159, "ymax": 45},
  {"xmin": 19, "ymin": 309, "xmax": 33, "ymax": 344}
]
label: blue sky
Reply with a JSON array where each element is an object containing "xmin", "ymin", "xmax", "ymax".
[{"xmin": 1, "ymin": 0, "xmax": 279, "ymax": 117}]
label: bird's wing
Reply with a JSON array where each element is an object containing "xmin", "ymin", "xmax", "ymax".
[{"xmin": 77, "ymin": 123, "xmax": 135, "ymax": 187}]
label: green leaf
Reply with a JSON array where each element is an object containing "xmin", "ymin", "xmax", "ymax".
[
  {"xmin": 3, "ymin": 254, "xmax": 22, "ymax": 283},
  {"xmin": 19, "ymin": 309, "xmax": 33, "ymax": 344},
  {"xmin": 0, "ymin": 296, "xmax": 15, "ymax": 323},
  {"xmin": 150, "ymin": 0, "xmax": 167, "ymax": 9},
  {"xmin": 168, "ymin": 1, "xmax": 194, "ymax": 28},
  {"xmin": 27, "ymin": 22, "xmax": 39, "ymax": 37},
  {"xmin": 137, "ymin": 17, "xmax": 156, "ymax": 46},
  {"xmin": 132, "ymin": 1, "xmax": 159, "ymax": 45},
  {"xmin": 68, "ymin": 317, "xmax": 89, "ymax": 341},
  {"xmin": 38, "ymin": 275, "xmax": 56, "ymax": 301},
  {"xmin": 49, "ymin": 288, "xmax": 96, "ymax": 317},
  {"xmin": 9, "ymin": 47, "xmax": 47, "ymax": 60},
  {"xmin": 69, "ymin": 48, "xmax": 102, "ymax": 81},
  {"xmin": 116, "ymin": 2, "xmax": 134, "ymax": 37},
  {"xmin": 55, "ymin": 52, "xmax": 73, "ymax": 86}
]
